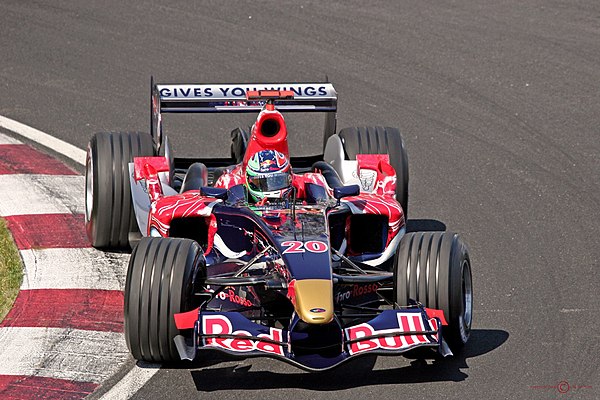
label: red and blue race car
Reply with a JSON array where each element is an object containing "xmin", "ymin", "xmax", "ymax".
[{"xmin": 84, "ymin": 81, "xmax": 472, "ymax": 370}]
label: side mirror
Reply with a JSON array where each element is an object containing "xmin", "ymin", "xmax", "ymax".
[
  {"xmin": 333, "ymin": 185, "xmax": 360, "ymax": 200},
  {"xmin": 200, "ymin": 186, "xmax": 228, "ymax": 200}
]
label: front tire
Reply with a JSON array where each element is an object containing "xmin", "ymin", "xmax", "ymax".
[
  {"xmin": 393, "ymin": 231, "xmax": 473, "ymax": 351},
  {"xmin": 124, "ymin": 237, "xmax": 206, "ymax": 362},
  {"xmin": 85, "ymin": 131, "xmax": 155, "ymax": 249}
]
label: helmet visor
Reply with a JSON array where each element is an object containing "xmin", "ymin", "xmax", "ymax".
[{"xmin": 247, "ymin": 172, "xmax": 292, "ymax": 192}]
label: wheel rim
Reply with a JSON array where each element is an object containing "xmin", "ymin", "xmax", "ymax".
[
  {"xmin": 461, "ymin": 259, "xmax": 473, "ymax": 330},
  {"xmin": 85, "ymin": 146, "xmax": 93, "ymax": 222}
]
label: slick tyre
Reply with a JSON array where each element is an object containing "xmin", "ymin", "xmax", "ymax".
[
  {"xmin": 393, "ymin": 232, "xmax": 473, "ymax": 351},
  {"xmin": 85, "ymin": 131, "xmax": 154, "ymax": 249},
  {"xmin": 124, "ymin": 237, "xmax": 206, "ymax": 362},
  {"xmin": 337, "ymin": 127, "xmax": 409, "ymax": 216}
]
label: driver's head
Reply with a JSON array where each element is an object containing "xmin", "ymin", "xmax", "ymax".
[{"xmin": 246, "ymin": 150, "xmax": 292, "ymax": 202}]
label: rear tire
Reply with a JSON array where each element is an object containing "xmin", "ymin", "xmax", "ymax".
[
  {"xmin": 85, "ymin": 131, "xmax": 155, "ymax": 249},
  {"xmin": 337, "ymin": 126, "xmax": 409, "ymax": 216},
  {"xmin": 124, "ymin": 237, "xmax": 206, "ymax": 362},
  {"xmin": 393, "ymin": 231, "xmax": 472, "ymax": 351}
]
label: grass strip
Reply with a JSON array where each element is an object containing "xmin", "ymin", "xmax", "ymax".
[{"xmin": 0, "ymin": 217, "xmax": 22, "ymax": 322}]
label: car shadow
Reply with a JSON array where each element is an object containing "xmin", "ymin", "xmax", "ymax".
[
  {"xmin": 187, "ymin": 328, "xmax": 508, "ymax": 392},
  {"xmin": 406, "ymin": 218, "xmax": 447, "ymax": 232}
]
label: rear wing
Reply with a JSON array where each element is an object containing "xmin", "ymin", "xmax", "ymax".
[
  {"xmin": 150, "ymin": 79, "xmax": 338, "ymax": 153},
  {"xmin": 155, "ymin": 83, "xmax": 336, "ymax": 113}
]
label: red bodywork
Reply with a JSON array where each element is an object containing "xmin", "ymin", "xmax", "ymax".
[
  {"xmin": 242, "ymin": 108, "xmax": 289, "ymax": 168},
  {"xmin": 134, "ymin": 105, "xmax": 404, "ymax": 247}
]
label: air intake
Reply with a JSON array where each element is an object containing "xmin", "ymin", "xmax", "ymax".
[{"xmin": 260, "ymin": 118, "xmax": 280, "ymax": 137}]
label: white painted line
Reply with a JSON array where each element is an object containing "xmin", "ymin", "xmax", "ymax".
[
  {"xmin": 0, "ymin": 132, "xmax": 23, "ymax": 145},
  {"xmin": 0, "ymin": 174, "xmax": 84, "ymax": 216},
  {"xmin": 0, "ymin": 117, "xmax": 160, "ymax": 397},
  {"xmin": 0, "ymin": 115, "xmax": 86, "ymax": 165},
  {"xmin": 20, "ymin": 248, "xmax": 130, "ymax": 291},
  {"xmin": 0, "ymin": 327, "xmax": 129, "ymax": 384},
  {"xmin": 99, "ymin": 363, "xmax": 161, "ymax": 400}
]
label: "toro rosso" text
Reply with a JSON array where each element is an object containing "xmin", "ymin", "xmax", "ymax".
[
  {"xmin": 216, "ymin": 289, "xmax": 253, "ymax": 307},
  {"xmin": 335, "ymin": 283, "xmax": 379, "ymax": 303}
]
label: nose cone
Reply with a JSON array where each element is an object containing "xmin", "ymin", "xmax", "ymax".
[{"xmin": 292, "ymin": 279, "xmax": 334, "ymax": 324}]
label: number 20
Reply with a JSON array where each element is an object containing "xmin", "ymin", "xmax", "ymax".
[{"xmin": 281, "ymin": 240, "xmax": 328, "ymax": 254}]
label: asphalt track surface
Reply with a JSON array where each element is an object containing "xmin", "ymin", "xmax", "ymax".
[{"xmin": 1, "ymin": 1, "xmax": 599, "ymax": 399}]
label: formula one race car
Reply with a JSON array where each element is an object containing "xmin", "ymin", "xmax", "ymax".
[{"xmin": 84, "ymin": 81, "xmax": 473, "ymax": 370}]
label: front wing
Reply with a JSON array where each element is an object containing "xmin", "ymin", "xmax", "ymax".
[{"xmin": 174, "ymin": 307, "xmax": 450, "ymax": 371}]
